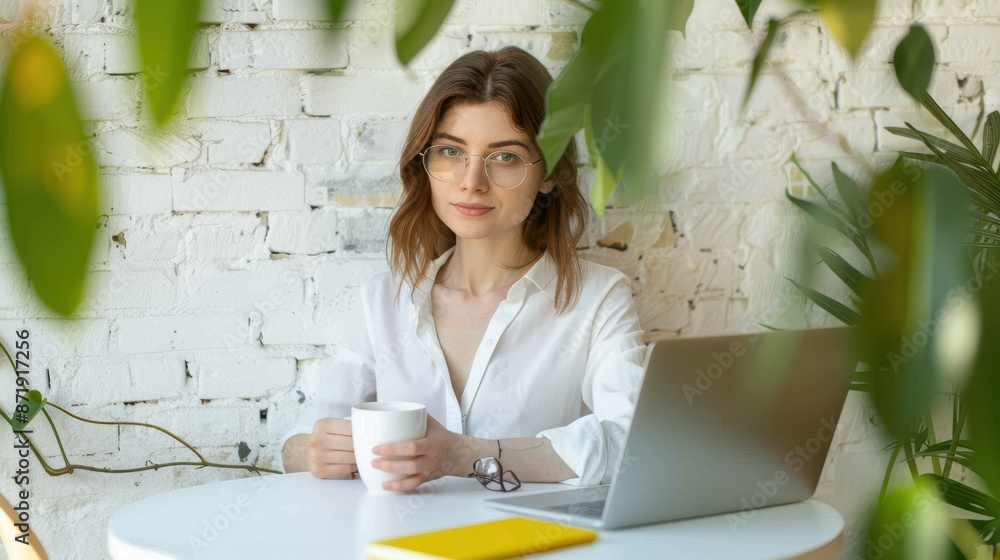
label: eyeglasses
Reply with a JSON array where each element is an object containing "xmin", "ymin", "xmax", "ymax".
[
  {"xmin": 419, "ymin": 145, "xmax": 544, "ymax": 189},
  {"xmin": 467, "ymin": 457, "xmax": 521, "ymax": 492}
]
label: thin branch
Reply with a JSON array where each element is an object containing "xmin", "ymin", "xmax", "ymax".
[
  {"xmin": 0, "ymin": 338, "xmax": 278, "ymax": 477},
  {"xmin": 46, "ymin": 402, "xmax": 208, "ymax": 464}
]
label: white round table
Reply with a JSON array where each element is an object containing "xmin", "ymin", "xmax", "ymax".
[{"xmin": 107, "ymin": 472, "xmax": 843, "ymax": 559}]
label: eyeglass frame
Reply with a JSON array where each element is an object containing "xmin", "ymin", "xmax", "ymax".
[
  {"xmin": 418, "ymin": 144, "xmax": 545, "ymax": 190},
  {"xmin": 466, "ymin": 456, "xmax": 522, "ymax": 492}
]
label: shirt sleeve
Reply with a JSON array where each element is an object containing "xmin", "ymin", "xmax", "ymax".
[
  {"xmin": 535, "ymin": 275, "xmax": 647, "ymax": 486},
  {"xmin": 274, "ymin": 283, "xmax": 378, "ymax": 474}
]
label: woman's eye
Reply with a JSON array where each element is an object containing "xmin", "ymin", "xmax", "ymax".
[
  {"xmin": 443, "ymin": 147, "xmax": 461, "ymax": 157},
  {"xmin": 494, "ymin": 152, "xmax": 517, "ymax": 164}
]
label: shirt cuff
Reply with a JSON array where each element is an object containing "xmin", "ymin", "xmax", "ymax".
[
  {"xmin": 275, "ymin": 426, "xmax": 312, "ymax": 474},
  {"xmin": 536, "ymin": 414, "xmax": 615, "ymax": 487}
]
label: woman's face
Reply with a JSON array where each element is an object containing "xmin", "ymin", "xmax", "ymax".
[{"xmin": 425, "ymin": 101, "xmax": 552, "ymax": 244}]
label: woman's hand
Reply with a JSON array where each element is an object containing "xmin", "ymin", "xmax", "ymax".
[
  {"xmin": 370, "ymin": 415, "xmax": 461, "ymax": 492},
  {"xmin": 308, "ymin": 418, "xmax": 357, "ymax": 479}
]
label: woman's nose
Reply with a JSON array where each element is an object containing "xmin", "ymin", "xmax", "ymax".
[{"xmin": 460, "ymin": 155, "xmax": 490, "ymax": 192}]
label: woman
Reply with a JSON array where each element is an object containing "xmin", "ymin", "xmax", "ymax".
[{"xmin": 278, "ymin": 46, "xmax": 647, "ymax": 491}]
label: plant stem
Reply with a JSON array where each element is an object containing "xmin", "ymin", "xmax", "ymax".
[
  {"xmin": 47, "ymin": 402, "xmax": 208, "ymax": 464},
  {"xmin": 944, "ymin": 399, "xmax": 969, "ymax": 479},
  {"xmin": 879, "ymin": 444, "xmax": 902, "ymax": 501},
  {"xmin": 41, "ymin": 408, "xmax": 72, "ymax": 471},
  {"xmin": 0, "ymin": 338, "xmax": 278, "ymax": 477},
  {"xmin": 904, "ymin": 438, "xmax": 921, "ymax": 482},
  {"xmin": 923, "ymin": 412, "xmax": 943, "ymax": 476},
  {"xmin": 51, "ymin": 461, "xmax": 279, "ymax": 475}
]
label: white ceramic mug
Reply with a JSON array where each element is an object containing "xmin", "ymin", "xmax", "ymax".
[{"xmin": 351, "ymin": 402, "xmax": 427, "ymax": 494}]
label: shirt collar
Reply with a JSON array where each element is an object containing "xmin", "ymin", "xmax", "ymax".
[{"xmin": 410, "ymin": 245, "xmax": 559, "ymax": 310}]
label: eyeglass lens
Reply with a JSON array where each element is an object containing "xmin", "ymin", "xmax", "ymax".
[{"xmin": 423, "ymin": 146, "xmax": 527, "ymax": 188}]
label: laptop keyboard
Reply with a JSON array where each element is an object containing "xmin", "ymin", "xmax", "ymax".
[{"xmin": 544, "ymin": 500, "xmax": 606, "ymax": 518}]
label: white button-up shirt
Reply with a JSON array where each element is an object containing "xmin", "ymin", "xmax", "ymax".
[{"xmin": 276, "ymin": 245, "xmax": 648, "ymax": 486}]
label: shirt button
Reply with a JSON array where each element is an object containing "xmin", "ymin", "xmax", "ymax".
[{"xmin": 484, "ymin": 339, "xmax": 493, "ymax": 347}]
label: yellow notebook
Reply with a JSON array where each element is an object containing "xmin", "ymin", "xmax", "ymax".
[{"xmin": 365, "ymin": 516, "xmax": 597, "ymax": 560}]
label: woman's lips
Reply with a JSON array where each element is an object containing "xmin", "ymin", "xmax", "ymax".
[{"xmin": 453, "ymin": 204, "xmax": 494, "ymax": 217}]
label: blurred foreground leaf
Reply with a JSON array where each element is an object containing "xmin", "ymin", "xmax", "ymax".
[
  {"xmin": 861, "ymin": 161, "xmax": 970, "ymax": 442},
  {"xmin": 815, "ymin": 0, "xmax": 876, "ymax": 58},
  {"xmin": 325, "ymin": 0, "xmax": 350, "ymax": 21},
  {"xmin": 967, "ymin": 250, "xmax": 1000, "ymax": 499},
  {"xmin": 744, "ymin": 18, "xmax": 781, "ymax": 108},
  {"xmin": 538, "ymin": 0, "xmax": 677, "ymax": 215},
  {"xmin": 135, "ymin": 0, "xmax": 201, "ymax": 127},
  {"xmin": 0, "ymin": 33, "xmax": 99, "ymax": 316},
  {"xmin": 863, "ymin": 477, "xmax": 951, "ymax": 559},
  {"xmin": 395, "ymin": 0, "xmax": 455, "ymax": 65}
]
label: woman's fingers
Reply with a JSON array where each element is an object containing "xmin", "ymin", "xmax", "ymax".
[
  {"xmin": 311, "ymin": 449, "xmax": 355, "ymax": 465},
  {"xmin": 309, "ymin": 433, "xmax": 354, "ymax": 452},
  {"xmin": 382, "ymin": 472, "xmax": 427, "ymax": 492}
]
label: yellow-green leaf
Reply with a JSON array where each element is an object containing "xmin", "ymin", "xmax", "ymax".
[
  {"xmin": 589, "ymin": 153, "xmax": 619, "ymax": 219},
  {"xmin": 394, "ymin": 0, "xmax": 455, "ymax": 66},
  {"xmin": 667, "ymin": 0, "xmax": 695, "ymax": 34},
  {"xmin": 820, "ymin": 0, "xmax": 876, "ymax": 58},
  {"xmin": 0, "ymin": 34, "xmax": 100, "ymax": 316},
  {"xmin": 136, "ymin": 0, "xmax": 201, "ymax": 127},
  {"xmin": 584, "ymin": 106, "xmax": 619, "ymax": 217},
  {"xmin": 863, "ymin": 478, "xmax": 951, "ymax": 560}
]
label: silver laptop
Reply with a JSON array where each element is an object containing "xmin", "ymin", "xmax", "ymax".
[{"xmin": 486, "ymin": 326, "xmax": 856, "ymax": 530}]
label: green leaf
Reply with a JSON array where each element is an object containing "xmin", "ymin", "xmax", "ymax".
[
  {"xmin": 967, "ymin": 267, "xmax": 1000, "ymax": 500},
  {"xmin": 862, "ymin": 163, "xmax": 971, "ymax": 442},
  {"xmin": 394, "ymin": 0, "xmax": 455, "ymax": 66},
  {"xmin": 920, "ymin": 92, "xmax": 987, "ymax": 166},
  {"xmin": 863, "ymin": 478, "xmax": 951, "ymax": 560},
  {"xmin": 831, "ymin": 162, "xmax": 866, "ymax": 226},
  {"xmin": 325, "ymin": 0, "xmax": 350, "ymax": 21},
  {"xmin": 667, "ymin": 0, "xmax": 695, "ymax": 34},
  {"xmin": 905, "ymin": 124, "xmax": 1000, "ymax": 208},
  {"xmin": 924, "ymin": 474, "xmax": 1000, "ymax": 518},
  {"xmin": 589, "ymin": 153, "xmax": 619, "ymax": 218},
  {"xmin": 735, "ymin": 0, "xmax": 763, "ymax": 28},
  {"xmin": 537, "ymin": 2, "xmax": 625, "ymax": 178},
  {"xmin": 820, "ymin": 0, "xmax": 876, "ymax": 58},
  {"xmin": 787, "ymin": 278, "xmax": 861, "ymax": 325},
  {"xmin": 9, "ymin": 390, "xmax": 47, "ymax": 432},
  {"xmin": 0, "ymin": 34, "xmax": 100, "ymax": 316},
  {"xmin": 815, "ymin": 246, "xmax": 870, "ymax": 295},
  {"xmin": 588, "ymin": 59, "xmax": 628, "ymax": 182},
  {"xmin": 744, "ymin": 18, "xmax": 781, "ymax": 107},
  {"xmin": 786, "ymin": 190, "xmax": 863, "ymax": 248},
  {"xmin": 983, "ymin": 110, "xmax": 1000, "ymax": 170},
  {"xmin": 606, "ymin": 0, "xmax": 673, "ymax": 206},
  {"xmin": 136, "ymin": 0, "xmax": 202, "ymax": 127},
  {"xmin": 893, "ymin": 24, "xmax": 936, "ymax": 103},
  {"xmin": 897, "ymin": 151, "xmax": 941, "ymax": 165},
  {"xmin": 584, "ymin": 105, "xmax": 620, "ymax": 216},
  {"xmin": 886, "ymin": 125, "xmax": 982, "ymax": 169}
]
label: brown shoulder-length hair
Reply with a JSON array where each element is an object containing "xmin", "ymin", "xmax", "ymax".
[{"xmin": 386, "ymin": 46, "xmax": 588, "ymax": 314}]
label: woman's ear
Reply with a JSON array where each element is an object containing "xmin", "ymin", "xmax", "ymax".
[{"xmin": 541, "ymin": 179, "xmax": 555, "ymax": 194}]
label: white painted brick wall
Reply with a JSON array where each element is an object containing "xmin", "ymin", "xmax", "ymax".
[{"xmin": 2, "ymin": 0, "xmax": 998, "ymax": 557}]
